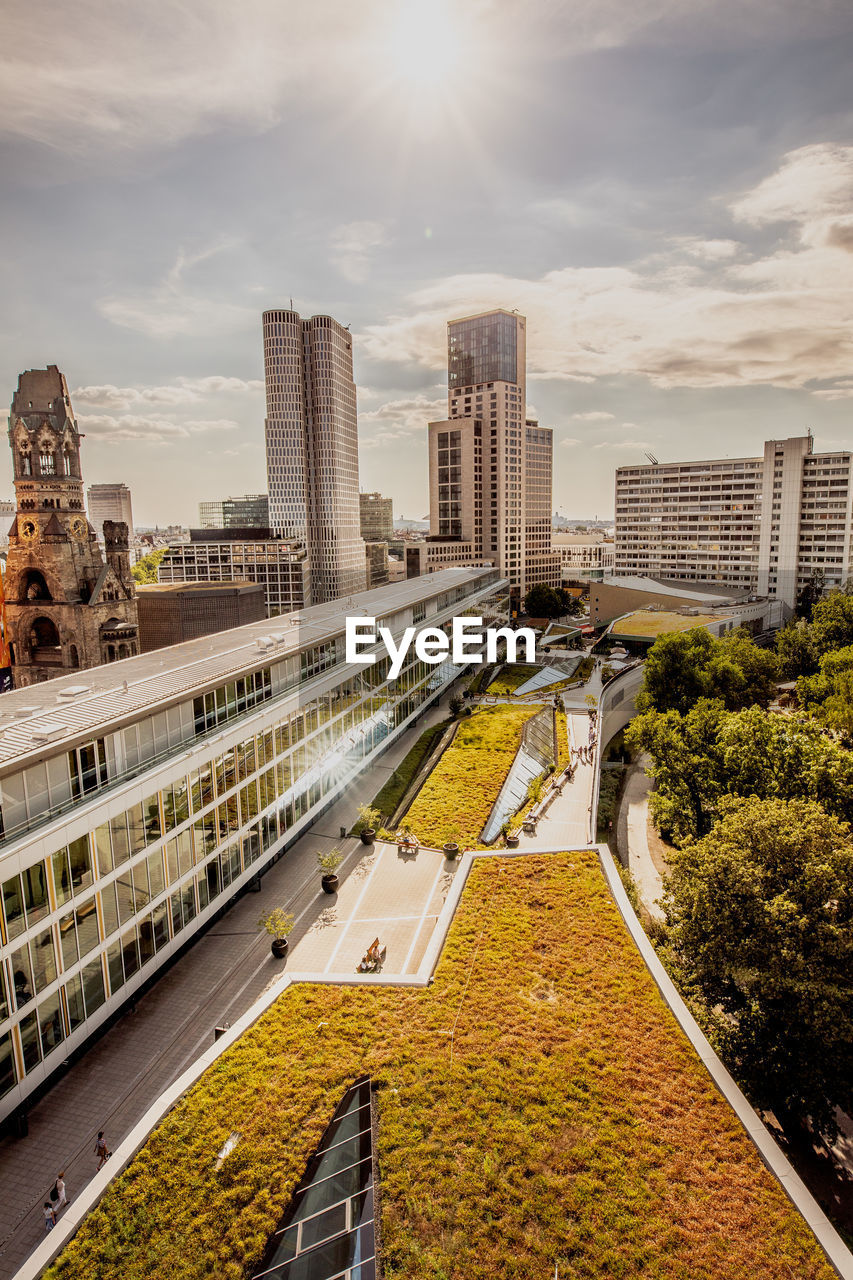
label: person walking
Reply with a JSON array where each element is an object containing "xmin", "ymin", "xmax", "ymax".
[
  {"xmin": 42, "ymin": 1203, "xmax": 55, "ymax": 1232},
  {"xmin": 94, "ymin": 1131, "xmax": 111, "ymax": 1169},
  {"xmin": 54, "ymin": 1172, "xmax": 69, "ymax": 1211}
]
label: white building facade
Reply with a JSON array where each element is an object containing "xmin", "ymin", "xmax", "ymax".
[
  {"xmin": 263, "ymin": 310, "xmax": 367, "ymax": 604},
  {"xmin": 0, "ymin": 568, "xmax": 508, "ymax": 1123},
  {"xmin": 615, "ymin": 435, "xmax": 853, "ymax": 611}
]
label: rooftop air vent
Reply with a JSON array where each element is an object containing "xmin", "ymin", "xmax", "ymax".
[
  {"xmin": 30, "ymin": 721, "xmax": 68, "ymax": 742},
  {"xmin": 57, "ymin": 684, "xmax": 91, "ymax": 700}
]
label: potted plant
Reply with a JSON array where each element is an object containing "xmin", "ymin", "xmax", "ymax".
[
  {"xmin": 318, "ymin": 848, "xmax": 344, "ymax": 894},
  {"xmin": 443, "ymin": 829, "xmax": 462, "ymax": 859},
  {"xmin": 356, "ymin": 803, "xmax": 381, "ymax": 846},
  {"xmin": 259, "ymin": 908, "xmax": 295, "ymax": 959}
]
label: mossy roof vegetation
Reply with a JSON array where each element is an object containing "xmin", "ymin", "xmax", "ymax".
[
  {"xmin": 611, "ymin": 611, "xmax": 718, "ymax": 638},
  {"xmin": 45, "ymin": 853, "xmax": 833, "ymax": 1280}
]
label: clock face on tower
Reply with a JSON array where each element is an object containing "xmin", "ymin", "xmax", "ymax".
[
  {"xmin": 19, "ymin": 519, "xmax": 37, "ymax": 543},
  {"xmin": 69, "ymin": 516, "xmax": 89, "ymax": 542}
]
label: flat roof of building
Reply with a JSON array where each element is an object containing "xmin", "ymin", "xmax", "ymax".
[
  {"xmin": 0, "ymin": 567, "xmax": 503, "ymax": 773},
  {"xmin": 600, "ymin": 576, "xmax": 746, "ymax": 603},
  {"xmin": 611, "ymin": 610, "xmax": 722, "ymax": 638},
  {"xmin": 136, "ymin": 581, "xmax": 262, "ymax": 595}
]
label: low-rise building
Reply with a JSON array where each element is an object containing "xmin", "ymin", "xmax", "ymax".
[
  {"xmin": 135, "ymin": 581, "xmax": 266, "ymax": 651},
  {"xmin": 553, "ymin": 532, "xmax": 615, "ymax": 583},
  {"xmin": 157, "ymin": 530, "xmax": 310, "ymax": 617},
  {"xmin": 0, "ymin": 566, "xmax": 508, "ymax": 1123}
]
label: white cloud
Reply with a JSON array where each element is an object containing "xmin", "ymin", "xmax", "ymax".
[
  {"xmin": 359, "ymin": 144, "xmax": 853, "ymax": 393},
  {"xmin": 330, "ymin": 221, "xmax": 389, "ymax": 284},
  {"xmin": 593, "ymin": 439, "xmax": 654, "ymax": 451},
  {"xmin": 72, "ymin": 376, "xmax": 263, "ymax": 410},
  {"xmin": 79, "ymin": 413, "xmax": 241, "ymax": 442},
  {"xmin": 357, "ymin": 393, "xmax": 446, "ymax": 449},
  {"xmin": 570, "ymin": 411, "xmax": 615, "ymax": 421},
  {"xmin": 559, "ymin": 437, "xmax": 583, "ymax": 448}
]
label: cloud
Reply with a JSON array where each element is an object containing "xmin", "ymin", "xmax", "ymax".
[
  {"xmin": 593, "ymin": 440, "xmax": 653, "ymax": 451},
  {"xmin": 359, "ymin": 143, "xmax": 853, "ymax": 393},
  {"xmin": 98, "ymin": 244, "xmax": 254, "ymax": 338},
  {"xmin": 78, "ymin": 413, "xmax": 241, "ymax": 442},
  {"xmin": 559, "ymin": 437, "xmax": 583, "ymax": 448},
  {"xmin": 570, "ymin": 411, "xmax": 615, "ymax": 421},
  {"xmin": 330, "ymin": 221, "xmax": 389, "ymax": 284},
  {"xmin": 357, "ymin": 393, "xmax": 446, "ymax": 449},
  {"xmin": 72, "ymin": 376, "xmax": 263, "ymax": 410},
  {"xmin": 809, "ymin": 379, "xmax": 853, "ymax": 401}
]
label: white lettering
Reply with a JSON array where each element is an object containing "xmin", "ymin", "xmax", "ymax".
[
  {"xmin": 345, "ymin": 616, "xmax": 377, "ymax": 665},
  {"xmin": 381, "ymin": 625, "xmax": 417, "ymax": 680},
  {"xmin": 452, "ymin": 616, "xmax": 484, "ymax": 664},
  {"xmin": 414, "ymin": 627, "xmax": 450, "ymax": 664},
  {"xmin": 486, "ymin": 626, "xmax": 536, "ymax": 664}
]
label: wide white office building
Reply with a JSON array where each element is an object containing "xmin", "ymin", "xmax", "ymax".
[
  {"xmin": 615, "ymin": 435, "xmax": 853, "ymax": 611},
  {"xmin": 0, "ymin": 567, "xmax": 507, "ymax": 1124}
]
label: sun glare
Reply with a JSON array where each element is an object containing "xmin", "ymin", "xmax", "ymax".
[{"xmin": 386, "ymin": 0, "xmax": 463, "ymax": 89}]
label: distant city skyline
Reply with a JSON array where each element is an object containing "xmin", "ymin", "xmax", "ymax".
[{"xmin": 1, "ymin": 1, "xmax": 852, "ymax": 526}]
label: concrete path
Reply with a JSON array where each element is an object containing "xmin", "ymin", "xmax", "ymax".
[
  {"xmin": 616, "ymin": 759, "xmax": 665, "ymax": 920},
  {"xmin": 515, "ymin": 711, "xmax": 595, "ymax": 851},
  {"xmin": 0, "ymin": 687, "xmax": 460, "ymax": 1280}
]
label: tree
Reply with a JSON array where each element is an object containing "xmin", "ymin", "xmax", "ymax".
[
  {"xmin": 775, "ymin": 618, "xmax": 818, "ymax": 680},
  {"xmin": 662, "ymin": 796, "xmax": 853, "ymax": 1138},
  {"xmin": 795, "ymin": 568, "xmax": 826, "ymax": 621},
  {"xmin": 797, "ymin": 644, "xmax": 853, "ymax": 742},
  {"xmin": 522, "ymin": 583, "xmax": 582, "ymax": 618},
  {"xmin": 636, "ymin": 627, "xmax": 778, "ymax": 716},
  {"xmin": 626, "ymin": 699, "xmax": 727, "ymax": 842},
  {"xmin": 132, "ymin": 547, "xmax": 167, "ymax": 584},
  {"xmin": 810, "ymin": 588, "xmax": 853, "ymax": 655}
]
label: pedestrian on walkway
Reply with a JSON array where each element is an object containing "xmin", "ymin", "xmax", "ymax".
[
  {"xmin": 54, "ymin": 1172, "xmax": 68, "ymax": 1211},
  {"xmin": 94, "ymin": 1131, "xmax": 111, "ymax": 1169},
  {"xmin": 42, "ymin": 1203, "xmax": 55, "ymax": 1232}
]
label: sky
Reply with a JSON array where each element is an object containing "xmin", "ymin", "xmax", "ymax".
[{"xmin": 1, "ymin": 0, "xmax": 852, "ymax": 526}]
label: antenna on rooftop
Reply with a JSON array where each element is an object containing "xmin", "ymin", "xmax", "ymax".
[{"xmin": 645, "ymin": 451, "xmax": 660, "ymax": 465}]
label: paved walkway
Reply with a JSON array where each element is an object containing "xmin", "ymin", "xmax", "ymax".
[
  {"xmin": 0, "ymin": 688, "xmax": 460, "ymax": 1280},
  {"xmin": 515, "ymin": 711, "xmax": 595, "ymax": 851},
  {"xmin": 616, "ymin": 758, "xmax": 665, "ymax": 920}
]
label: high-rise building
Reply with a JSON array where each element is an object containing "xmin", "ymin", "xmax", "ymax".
[
  {"xmin": 411, "ymin": 310, "xmax": 561, "ymax": 604},
  {"xmin": 87, "ymin": 483, "xmax": 134, "ymax": 544},
  {"xmin": 359, "ymin": 491, "xmax": 394, "ymax": 543},
  {"xmin": 263, "ymin": 309, "xmax": 366, "ymax": 603},
  {"xmin": 5, "ymin": 367, "xmax": 138, "ymax": 686},
  {"xmin": 615, "ymin": 435, "xmax": 853, "ymax": 612},
  {"xmin": 198, "ymin": 494, "xmax": 269, "ymax": 530}
]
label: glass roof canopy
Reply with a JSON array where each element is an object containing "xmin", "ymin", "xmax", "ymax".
[{"xmin": 252, "ymin": 1078, "xmax": 377, "ymax": 1280}]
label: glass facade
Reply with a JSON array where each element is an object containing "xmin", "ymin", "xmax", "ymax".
[
  {"xmin": 448, "ymin": 311, "xmax": 519, "ymax": 390},
  {"xmin": 0, "ymin": 571, "xmax": 508, "ymax": 1120}
]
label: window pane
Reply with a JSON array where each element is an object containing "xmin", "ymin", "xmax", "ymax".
[
  {"xmin": 65, "ymin": 973, "xmax": 85, "ymax": 1031},
  {"xmin": 11, "ymin": 943, "xmax": 34, "ymax": 1008},
  {"xmin": 121, "ymin": 928, "xmax": 140, "ymax": 980},
  {"xmin": 68, "ymin": 837, "xmax": 94, "ymax": 895},
  {"xmin": 138, "ymin": 915, "xmax": 155, "ymax": 966},
  {"xmin": 106, "ymin": 941, "xmax": 124, "ymax": 994},
  {"xmin": 152, "ymin": 903, "xmax": 169, "ymax": 951},
  {"xmin": 59, "ymin": 912, "xmax": 78, "ymax": 970},
  {"xmin": 110, "ymin": 814, "xmax": 130, "ymax": 866},
  {"xmin": 2, "ymin": 875, "xmax": 25, "ymax": 941},
  {"xmin": 52, "ymin": 848, "xmax": 72, "ymax": 906},
  {"xmin": 181, "ymin": 883, "xmax": 196, "ymax": 925},
  {"xmin": 0, "ymin": 965, "xmax": 7, "ymax": 1022},
  {"xmin": 75, "ymin": 898, "xmax": 99, "ymax": 958},
  {"xmin": 0, "ymin": 1031, "xmax": 17, "ymax": 1098},
  {"xmin": 143, "ymin": 794, "xmax": 161, "ymax": 843},
  {"xmin": 94, "ymin": 822, "xmax": 113, "ymax": 874},
  {"xmin": 127, "ymin": 803, "xmax": 146, "ymax": 855},
  {"xmin": 148, "ymin": 850, "xmax": 165, "ymax": 899},
  {"xmin": 132, "ymin": 860, "xmax": 150, "ymax": 910},
  {"xmin": 19, "ymin": 1010, "xmax": 42, "ymax": 1073},
  {"xmin": 173, "ymin": 778, "xmax": 189, "ymax": 825},
  {"xmin": 30, "ymin": 928, "xmax": 57, "ymax": 993},
  {"xmin": 38, "ymin": 991, "xmax": 64, "ymax": 1056},
  {"xmin": 22, "ymin": 862, "xmax": 50, "ymax": 926},
  {"xmin": 101, "ymin": 882, "xmax": 119, "ymax": 938},
  {"xmin": 82, "ymin": 958, "xmax": 106, "ymax": 1016},
  {"xmin": 116, "ymin": 873, "xmax": 135, "ymax": 925}
]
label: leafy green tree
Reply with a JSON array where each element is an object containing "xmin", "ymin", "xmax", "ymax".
[
  {"xmin": 795, "ymin": 568, "xmax": 825, "ymax": 621},
  {"xmin": 523, "ymin": 583, "xmax": 581, "ymax": 618},
  {"xmin": 663, "ymin": 796, "xmax": 853, "ymax": 1138},
  {"xmin": 626, "ymin": 699, "xmax": 727, "ymax": 842},
  {"xmin": 797, "ymin": 644, "xmax": 853, "ymax": 742},
  {"xmin": 132, "ymin": 547, "xmax": 167, "ymax": 585},
  {"xmin": 810, "ymin": 588, "xmax": 853, "ymax": 655},
  {"xmin": 636, "ymin": 627, "xmax": 778, "ymax": 716},
  {"xmin": 775, "ymin": 618, "xmax": 818, "ymax": 680}
]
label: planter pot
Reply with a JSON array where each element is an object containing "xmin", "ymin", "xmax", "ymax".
[
  {"xmin": 321, "ymin": 873, "xmax": 339, "ymax": 894},
  {"xmin": 360, "ymin": 828, "xmax": 376, "ymax": 846},
  {"xmin": 270, "ymin": 937, "xmax": 289, "ymax": 959},
  {"xmin": 443, "ymin": 842, "xmax": 460, "ymax": 859},
  {"xmin": 505, "ymin": 834, "xmax": 520, "ymax": 849}
]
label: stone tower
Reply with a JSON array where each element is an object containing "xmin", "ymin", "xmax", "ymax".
[{"xmin": 5, "ymin": 366, "xmax": 138, "ymax": 687}]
